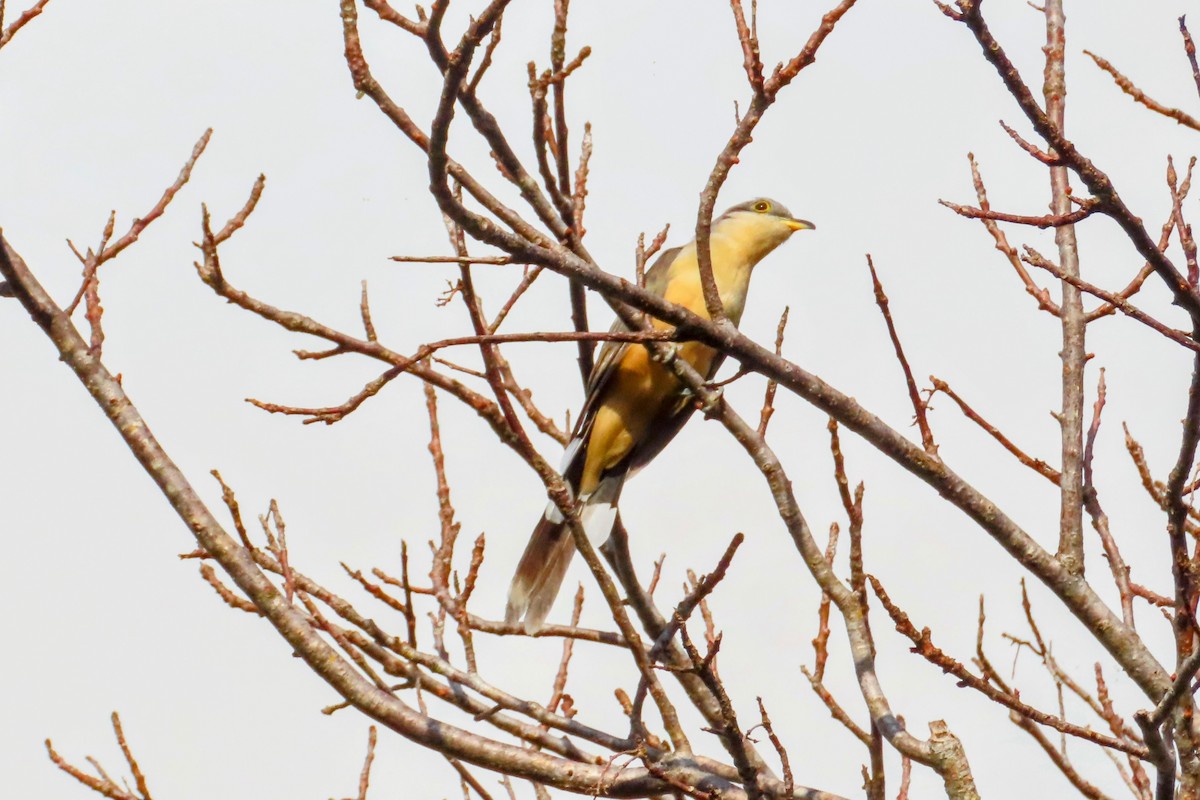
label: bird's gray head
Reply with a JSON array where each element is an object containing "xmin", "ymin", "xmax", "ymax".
[{"xmin": 711, "ymin": 197, "xmax": 815, "ymax": 260}]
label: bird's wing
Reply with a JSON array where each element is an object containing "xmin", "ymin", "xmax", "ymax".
[
  {"xmin": 603, "ymin": 246, "xmax": 730, "ymax": 476},
  {"xmin": 569, "ymin": 246, "xmax": 681, "ymax": 437}
]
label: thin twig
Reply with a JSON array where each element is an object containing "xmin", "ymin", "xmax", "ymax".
[
  {"xmin": 1025, "ymin": 247, "xmax": 1200, "ymax": 353},
  {"xmin": 866, "ymin": 255, "xmax": 935, "ymax": 454},
  {"xmin": 0, "ymin": 0, "xmax": 51, "ymax": 48},
  {"xmin": 1085, "ymin": 48, "xmax": 1200, "ymax": 132},
  {"xmin": 930, "ymin": 377, "xmax": 1062, "ymax": 483},
  {"xmin": 1081, "ymin": 369, "xmax": 1135, "ymax": 627},
  {"xmin": 870, "ymin": 574, "xmax": 1148, "ymax": 758},
  {"xmin": 964, "ymin": 153, "xmax": 1060, "ymax": 314},
  {"xmin": 355, "ymin": 726, "xmax": 378, "ymax": 800},
  {"xmin": 939, "ymin": 198, "xmax": 1098, "ymax": 228},
  {"xmin": 757, "ymin": 306, "xmax": 788, "ymax": 437}
]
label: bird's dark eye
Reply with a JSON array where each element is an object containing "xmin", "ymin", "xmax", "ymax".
[{"xmin": 753, "ymin": 201, "xmax": 771, "ymax": 213}]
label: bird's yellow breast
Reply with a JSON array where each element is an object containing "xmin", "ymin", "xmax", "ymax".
[
  {"xmin": 660, "ymin": 231, "xmax": 757, "ymax": 325},
  {"xmin": 579, "ymin": 338, "xmax": 717, "ymax": 495},
  {"xmin": 577, "ymin": 212, "xmax": 788, "ymax": 495}
]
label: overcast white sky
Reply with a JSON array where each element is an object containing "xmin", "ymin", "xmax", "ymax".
[{"xmin": 3, "ymin": 1, "xmax": 1200, "ymax": 798}]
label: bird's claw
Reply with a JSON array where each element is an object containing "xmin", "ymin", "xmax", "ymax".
[
  {"xmin": 697, "ymin": 385, "xmax": 724, "ymax": 417},
  {"xmin": 649, "ymin": 343, "xmax": 680, "ymax": 364}
]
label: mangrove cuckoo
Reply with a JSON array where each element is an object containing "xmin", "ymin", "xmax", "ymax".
[{"xmin": 506, "ymin": 198, "xmax": 814, "ymax": 631}]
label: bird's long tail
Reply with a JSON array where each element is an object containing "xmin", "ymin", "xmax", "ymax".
[{"xmin": 506, "ymin": 473, "xmax": 624, "ymax": 633}]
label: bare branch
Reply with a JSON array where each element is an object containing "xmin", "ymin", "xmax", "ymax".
[
  {"xmin": 866, "ymin": 256, "xmax": 936, "ymax": 454},
  {"xmin": 1082, "ymin": 369, "xmax": 1136, "ymax": 628},
  {"xmin": 1085, "ymin": 48, "xmax": 1200, "ymax": 132},
  {"xmin": 929, "ymin": 377, "xmax": 1061, "ymax": 484},
  {"xmin": 355, "ymin": 726, "xmax": 378, "ymax": 800},
  {"xmin": 963, "ymin": 152, "xmax": 1060, "ymax": 314},
  {"xmin": 0, "ymin": 0, "xmax": 50, "ymax": 48},
  {"xmin": 1025, "ymin": 248, "xmax": 1200, "ymax": 352},
  {"xmin": 870, "ymin": 575, "xmax": 1147, "ymax": 759},
  {"xmin": 757, "ymin": 306, "xmax": 788, "ymax": 437},
  {"xmin": 946, "ymin": 0, "xmax": 1200, "ymax": 320},
  {"xmin": 939, "ymin": 198, "xmax": 1098, "ymax": 229},
  {"xmin": 1040, "ymin": 0, "xmax": 1088, "ymax": 579}
]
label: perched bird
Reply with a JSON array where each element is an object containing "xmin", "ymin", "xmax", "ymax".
[{"xmin": 506, "ymin": 198, "xmax": 814, "ymax": 631}]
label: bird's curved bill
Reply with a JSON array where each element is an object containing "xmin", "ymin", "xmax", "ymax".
[{"xmin": 784, "ymin": 218, "xmax": 816, "ymax": 231}]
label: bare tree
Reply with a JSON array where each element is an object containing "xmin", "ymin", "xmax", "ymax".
[{"xmin": 6, "ymin": 1, "xmax": 1200, "ymax": 799}]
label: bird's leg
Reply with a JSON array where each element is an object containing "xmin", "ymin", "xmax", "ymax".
[
  {"xmin": 696, "ymin": 385, "xmax": 725, "ymax": 418},
  {"xmin": 648, "ymin": 342, "xmax": 680, "ymax": 364}
]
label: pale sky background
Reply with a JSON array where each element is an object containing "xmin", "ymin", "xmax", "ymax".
[{"xmin": 3, "ymin": 1, "xmax": 1199, "ymax": 798}]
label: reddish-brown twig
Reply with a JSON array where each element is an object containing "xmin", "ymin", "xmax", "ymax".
[
  {"xmin": 424, "ymin": 377, "xmax": 461, "ymax": 610},
  {"xmin": 754, "ymin": 698, "xmax": 792, "ymax": 799},
  {"xmin": 641, "ymin": 535, "xmax": 744, "ymax": 671},
  {"xmin": 1182, "ymin": 16, "xmax": 1200, "ymax": 102},
  {"xmin": 757, "ymin": 306, "xmax": 789, "ymax": 437},
  {"xmin": 452, "ymin": 534, "xmax": 486, "ymax": 674},
  {"xmin": 261, "ymin": 499, "xmax": 294, "ymax": 605},
  {"xmin": 729, "ymin": 0, "xmax": 765, "ymax": 93},
  {"xmin": 965, "ymin": 153, "xmax": 1060, "ymax": 314},
  {"xmin": 362, "ymin": 0, "xmax": 424, "ymax": 35},
  {"xmin": 1024, "ymin": 248, "xmax": 1200, "ymax": 353},
  {"xmin": 1011, "ymin": 712, "xmax": 1117, "ymax": 800},
  {"xmin": 210, "ymin": 470, "xmax": 252, "ymax": 549},
  {"xmin": 67, "ymin": 130, "xmax": 213, "ymax": 318},
  {"xmin": 399, "ymin": 543, "xmax": 419, "ymax": 648},
  {"xmin": 46, "ymin": 712, "xmax": 154, "ymax": 800},
  {"xmin": 944, "ymin": 0, "xmax": 1200, "ymax": 321},
  {"xmin": 546, "ymin": 585, "xmax": 585, "ymax": 718},
  {"xmin": 359, "ymin": 281, "xmax": 379, "ymax": 341},
  {"xmin": 571, "ymin": 122, "xmax": 592, "ymax": 238},
  {"xmin": 866, "ymin": 256, "xmax": 936, "ymax": 454},
  {"xmin": 940, "ymin": 198, "xmax": 1099, "ymax": 228},
  {"xmin": 800, "ymin": 663, "xmax": 871, "ymax": 747},
  {"xmin": 391, "ymin": 254, "xmax": 515, "ymax": 265},
  {"xmin": 343, "ymin": 564, "xmax": 411, "ymax": 616},
  {"xmin": 829, "ymin": 420, "xmax": 868, "ymax": 630},
  {"xmin": 692, "ymin": 0, "xmax": 860, "ymax": 324},
  {"xmin": 58, "ymin": 128, "xmax": 212, "ymax": 356},
  {"xmin": 812, "ymin": 522, "xmax": 840, "ymax": 681},
  {"xmin": 1081, "ymin": 369, "xmax": 1136, "ymax": 628},
  {"xmin": 1124, "ymin": 424, "xmax": 1200, "ymax": 536},
  {"xmin": 199, "ymin": 563, "xmax": 261, "ymax": 614},
  {"xmin": 527, "ymin": 61, "xmax": 571, "ymax": 228},
  {"xmin": 548, "ymin": 0, "xmax": 577, "ymax": 196},
  {"xmin": 1085, "ymin": 48, "xmax": 1200, "ymax": 132},
  {"xmin": 466, "ymin": 13, "xmax": 502, "ymax": 95},
  {"xmin": 1087, "ymin": 156, "xmax": 1188, "ymax": 322},
  {"xmin": 447, "ymin": 758, "xmax": 496, "ymax": 800},
  {"xmin": 870, "ymin": 574, "xmax": 1148, "ymax": 758},
  {"xmin": 1169, "ymin": 155, "xmax": 1200, "ymax": 287},
  {"xmin": 355, "ymin": 726, "xmax": 378, "ymax": 800},
  {"xmin": 635, "ymin": 223, "xmax": 671, "ymax": 289},
  {"xmin": 488, "ymin": 266, "xmax": 544, "ymax": 333},
  {"xmin": 0, "ymin": 0, "xmax": 52, "ymax": 48},
  {"xmin": 929, "ymin": 376, "xmax": 1061, "ymax": 484},
  {"xmin": 998, "ymin": 120, "xmax": 1059, "ymax": 165},
  {"xmin": 1094, "ymin": 665, "xmax": 1152, "ymax": 797}
]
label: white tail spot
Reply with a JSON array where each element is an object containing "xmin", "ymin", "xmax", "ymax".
[{"xmin": 580, "ymin": 500, "xmax": 617, "ymax": 546}]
